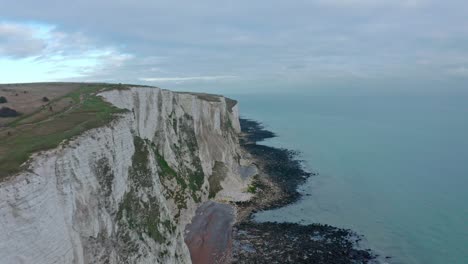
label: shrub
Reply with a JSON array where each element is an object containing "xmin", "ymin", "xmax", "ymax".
[
  {"xmin": 42, "ymin": 97, "xmax": 50, "ymax": 102},
  {"xmin": 0, "ymin": 107, "xmax": 20, "ymax": 117},
  {"xmin": 247, "ymin": 184, "xmax": 257, "ymax": 193},
  {"xmin": 0, "ymin": 96, "xmax": 7, "ymax": 103}
]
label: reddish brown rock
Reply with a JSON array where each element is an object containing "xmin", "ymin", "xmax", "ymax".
[{"xmin": 185, "ymin": 201, "xmax": 235, "ymax": 264}]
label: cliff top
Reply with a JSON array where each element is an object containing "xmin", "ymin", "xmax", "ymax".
[
  {"xmin": 0, "ymin": 82, "xmax": 236, "ymax": 180},
  {"xmin": 0, "ymin": 83, "xmax": 129, "ymax": 179},
  {"xmin": 177, "ymin": 91, "xmax": 237, "ymax": 113}
]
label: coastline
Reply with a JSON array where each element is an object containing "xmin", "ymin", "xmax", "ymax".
[
  {"xmin": 184, "ymin": 118, "xmax": 377, "ymax": 264},
  {"xmin": 231, "ymin": 118, "xmax": 376, "ymax": 263}
]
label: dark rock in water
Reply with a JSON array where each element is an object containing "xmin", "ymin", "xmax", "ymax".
[
  {"xmin": 232, "ymin": 222, "xmax": 374, "ymax": 264},
  {"xmin": 234, "ymin": 118, "xmax": 377, "ymax": 264},
  {"xmin": 240, "ymin": 118, "xmax": 312, "ymax": 208},
  {"xmin": 0, "ymin": 107, "xmax": 20, "ymax": 117},
  {"xmin": 239, "ymin": 118, "xmax": 276, "ymax": 143}
]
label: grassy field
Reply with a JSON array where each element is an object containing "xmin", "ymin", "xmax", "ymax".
[
  {"xmin": 0, "ymin": 83, "xmax": 128, "ymax": 179},
  {"xmin": 0, "ymin": 83, "xmax": 81, "ymax": 126}
]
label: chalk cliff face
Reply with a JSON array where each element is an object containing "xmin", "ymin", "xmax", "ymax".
[{"xmin": 0, "ymin": 87, "xmax": 250, "ymax": 264}]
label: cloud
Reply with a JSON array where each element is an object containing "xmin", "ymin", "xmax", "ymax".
[
  {"xmin": 140, "ymin": 76, "xmax": 237, "ymax": 83},
  {"xmin": 1, "ymin": 0, "xmax": 467, "ymax": 91},
  {"xmin": 0, "ymin": 21, "xmax": 134, "ymax": 83},
  {"xmin": 315, "ymin": 0, "xmax": 429, "ymax": 8},
  {"xmin": 0, "ymin": 23, "xmax": 47, "ymax": 58},
  {"xmin": 447, "ymin": 66, "xmax": 468, "ymax": 77}
]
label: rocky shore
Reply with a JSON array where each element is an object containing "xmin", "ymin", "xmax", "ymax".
[{"xmin": 231, "ymin": 118, "xmax": 376, "ymax": 264}]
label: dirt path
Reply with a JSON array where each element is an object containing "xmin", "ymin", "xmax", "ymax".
[{"xmin": 185, "ymin": 201, "xmax": 235, "ymax": 264}]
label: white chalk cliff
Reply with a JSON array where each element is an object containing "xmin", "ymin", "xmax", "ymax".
[{"xmin": 0, "ymin": 87, "xmax": 252, "ymax": 264}]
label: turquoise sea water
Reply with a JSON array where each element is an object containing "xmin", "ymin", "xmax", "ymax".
[{"xmin": 230, "ymin": 94, "xmax": 468, "ymax": 264}]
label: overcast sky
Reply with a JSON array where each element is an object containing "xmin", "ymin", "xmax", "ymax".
[{"xmin": 1, "ymin": 0, "xmax": 467, "ymax": 94}]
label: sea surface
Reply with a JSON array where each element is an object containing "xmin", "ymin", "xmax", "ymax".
[{"xmin": 229, "ymin": 93, "xmax": 468, "ymax": 264}]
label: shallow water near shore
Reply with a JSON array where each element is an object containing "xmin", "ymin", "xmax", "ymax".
[{"xmin": 229, "ymin": 93, "xmax": 468, "ymax": 264}]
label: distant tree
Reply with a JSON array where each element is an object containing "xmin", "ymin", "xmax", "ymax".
[
  {"xmin": 0, "ymin": 107, "xmax": 20, "ymax": 117},
  {"xmin": 0, "ymin": 96, "xmax": 7, "ymax": 103},
  {"xmin": 42, "ymin": 96, "xmax": 50, "ymax": 102}
]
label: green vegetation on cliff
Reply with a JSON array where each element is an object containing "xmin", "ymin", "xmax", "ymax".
[
  {"xmin": 152, "ymin": 115, "xmax": 207, "ymax": 217},
  {"xmin": 117, "ymin": 136, "xmax": 175, "ymax": 249},
  {"xmin": 154, "ymin": 150, "xmax": 190, "ymax": 213},
  {"xmin": 208, "ymin": 161, "xmax": 227, "ymax": 198},
  {"xmin": 0, "ymin": 84, "xmax": 127, "ymax": 179}
]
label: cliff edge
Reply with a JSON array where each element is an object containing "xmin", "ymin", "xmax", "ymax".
[{"xmin": 0, "ymin": 85, "xmax": 252, "ymax": 264}]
